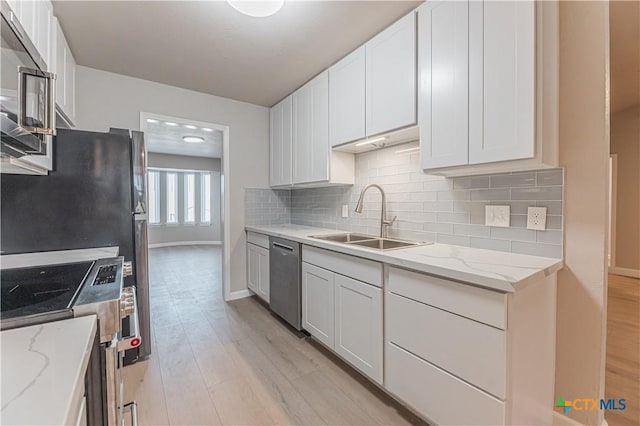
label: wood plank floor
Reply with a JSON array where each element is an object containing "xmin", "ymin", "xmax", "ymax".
[
  {"xmin": 605, "ymin": 274, "xmax": 640, "ymax": 426},
  {"xmin": 123, "ymin": 245, "xmax": 425, "ymax": 426}
]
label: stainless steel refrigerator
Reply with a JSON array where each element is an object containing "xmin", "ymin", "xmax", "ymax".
[{"xmin": 1, "ymin": 127, "xmax": 152, "ymax": 361}]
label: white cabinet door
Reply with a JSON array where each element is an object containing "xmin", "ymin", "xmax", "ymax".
[
  {"xmin": 334, "ymin": 274, "xmax": 383, "ymax": 384},
  {"xmin": 293, "ymin": 71, "xmax": 329, "ymax": 184},
  {"xmin": 52, "ymin": 17, "xmax": 76, "ymax": 126},
  {"xmin": 269, "ymin": 96, "xmax": 292, "ymax": 187},
  {"xmin": 469, "ymin": 0, "xmax": 535, "ymax": 164},
  {"xmin": 365, "ymin": 12, "xmax": 417, "ymax": 137},
  {"xmin": 53, "ymin": 18, "xmax": 65, "ymax": 108},
  {"xmin": 247, "ymin": 243, "xmax": 259, "ymax": 293},
  {"xmin": 419, "ymin": 1, "xmax": 469, "ymax": 169},
  {"xmin": 302, "ymin": 262, "xmax": 335, "ymax": 348},
  {"xmin": 64, "ymin": 41, "xmax": 77, "ymax": 124},
  {"xmin": 256, "ymin": 246, "xmax": 270, "ymax": 303},
  {"xmin": 34, "ymin": 0, "xmax": 52, "ymax": 69},
  {"xmin": 329, "ymin": 46, "xmax": 366, "ymax": 147},
  {"xmin": 17, "ymin": 1, "xmax": 35, "ymax": 44}
]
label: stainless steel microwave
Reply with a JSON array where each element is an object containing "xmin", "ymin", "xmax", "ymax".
[{"xmin": 1, "ymin": 3, "xmax": 55, "ymax": 159}]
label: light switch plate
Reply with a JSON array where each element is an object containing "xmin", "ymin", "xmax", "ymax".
[
  {"xmin": 341, "ymin": 204, "xmax": 349, "ymax": 218},
  {"xmin": 485, "ymin": 205, "xmax": 511, "ymax": 227},
  {"xmin": 527, "ymin": 207, "xmax": 547, "ymax": 230}
]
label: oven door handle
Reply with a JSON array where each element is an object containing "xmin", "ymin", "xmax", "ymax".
[{"xmin": 117, "ymin": 287, "xmax": 141, "ymax": 352}]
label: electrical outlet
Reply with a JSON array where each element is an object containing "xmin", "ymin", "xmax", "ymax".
[
  {"xmin": 527, "ymin": 207, "xmax": 547, "ymax": 230},
  {"xmin": 485, "ymin": 205, "xmax": 510, "ymax": 227},
  {"xmin": 341, "ymin": 204, "xmax": 349, "ymax": 218}
]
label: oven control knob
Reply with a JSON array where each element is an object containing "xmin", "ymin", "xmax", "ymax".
[{"xmin": 121, "ymin": 299, "xmax": 135, "ymax": 316}]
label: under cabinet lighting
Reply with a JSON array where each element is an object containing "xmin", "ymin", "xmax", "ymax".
[
  {"xmin": 183, "ymin": 136, "xmax": 205, "ymax": 143},
  {"xmin": 146, "ymin": 118, "xmax": 159, "ymax": 123},
  {"xmin": 184, "ymin": 125, "xmax": 197, "ymax": 129},
  {"xmin": 355, "ymin": 136, "xmax": 387, "ymax": 147},
  {"xmin": 396, "ymin": 146, "xmax": 420, "ymax": 154},
  {"xmin": 202, "ymin": 128, "xmax": 214, "ymax": 132},
  {"xmin": 165, "ymin": 122, "xmax": 178, "ymax": 126}
]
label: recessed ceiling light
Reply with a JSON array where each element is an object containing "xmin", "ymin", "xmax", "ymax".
[
  {"xmin": 227, "ymin": 0, "xmax": 285, "ymax": 17},
  {"xmin": 202, "ymin": 128, "xmax": 214, "ymax": 132},
  {"xmin": 183, "ymin": 136, "xmax": 205, "ymax": 143},
  {"xmin": 165, "ymin": 122, "xmax": 178, "ymax": 126},
  {"xmin": 184, "ymin": 125, "xmax": 197, "ymax": 129},
  {"xmin": 355, "ymin": 136, "xmax": 387, "ymax": 147},
  {"xmin": 146, "ymin": 118, "xmax": 159, "ymax": 123}
]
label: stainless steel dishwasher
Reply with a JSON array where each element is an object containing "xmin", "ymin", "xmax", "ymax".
[{"xmin": 269, "ymin": 237, "xmax": 302, "ymax": 330}]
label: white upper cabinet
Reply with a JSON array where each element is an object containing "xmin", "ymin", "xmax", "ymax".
[
  {"xmin": 34, "ymin": 0, "xmax": 53, "ymax": 69},
  {"xmin": 51, "ymin": 17, "xmax": 76, "ymax": 126},
  {"xmin": 365, "ymin": 12, "xmax": 417, "ymax": 137},
  {"xmin": 269, "ymin": 95, "xmax": 292, "ymax": 187},
  {"xmin": 418, "ymin": 1, "xmax": 469, "ymax": 169},
  {"xmin": 468, "ymin": 0, "xmax": 535, "ymax": 164},
  {"xmin": 420, "ymin": 0, "xmax": 558, "ymax": 176},
  {"xmin": 293, "ymin": 70, "xmax": 329, "ymax": 184},
  {"xmin": 329, "ymin": 46, "xmax": 366, "ymax": 147}
]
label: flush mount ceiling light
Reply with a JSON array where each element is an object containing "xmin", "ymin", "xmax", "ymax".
[
  {"xmin": 227, "ymin": 0, "xmax": 285, "ymax": 17},
  {"xmin": 183, "ymin": 136, "xmax": 205, "ymax": 143}
]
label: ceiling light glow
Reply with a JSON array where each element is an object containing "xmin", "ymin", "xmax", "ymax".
[
  {"xmin": 183, "ymin": 136, "xmax": 205, "ymax": 143},
  {"xmin": 355, "ymin": 136, "xmax": 387, "ymax": 147},
  {"xmin": 227, "ymin": 0, "xmax": 285, "ymax": 18}
]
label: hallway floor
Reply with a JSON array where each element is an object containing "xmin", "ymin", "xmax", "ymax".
[
  {"xmin": 123, "ymin": 245, "xmax": 424, "ymax": 425},
  {"xmin": 605, "ymin": 274, "xmax": 640, "ymax": 426}
]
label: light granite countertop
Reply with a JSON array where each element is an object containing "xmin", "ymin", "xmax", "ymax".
[
  {"xmin": 246, "ymin": 224, "xmax": 563, "ymax": 292},
  {"xmin": 1, "ymin": 315, "xmax": 97, "ymax": 425},
  {"xmin": 0, "ymin": 246, "xmax": 119, "ymax": 270}
]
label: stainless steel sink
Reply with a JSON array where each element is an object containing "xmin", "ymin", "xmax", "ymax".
[
  {"xmin": 310, "ymin": 233, "xmax": 431, "ymax": 251},
  {"xmin": 310, "ymin": 233, "xmax": 375, "ymax": 243},
  {"xmin": 349, "ymin": 238, "xmax": 426, "ymax": 250}
]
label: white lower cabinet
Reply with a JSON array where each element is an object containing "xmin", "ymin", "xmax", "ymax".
[
  {"xmin": 301, "ymin": 246, "xmax": 383, "ymax": 384},
  {"xmin": 247, "ymin": 241, "xmax": 269, "ymax": 303},
  {"xmin": 302, "ymin": 262, "xmax": 335, "ymax": 348},
  {"xmin": 334, "ymin": 274, "xmax": 383, "ymax": 384}
]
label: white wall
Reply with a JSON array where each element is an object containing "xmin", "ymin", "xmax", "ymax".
[
  {"xmin": 74, "ymin": 66, "xmax": 269, "ymax": 294},
  {"xmin": 555, "ymin": 2, "xmax": 610, "ymax": 425},
  {"xmin": 147, "ymin": 153, "xmax": 222, "ymax": 246}
]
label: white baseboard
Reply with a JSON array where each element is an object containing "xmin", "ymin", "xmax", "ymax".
[
  {"xmin": 227, "ymin": 289, "xmax": 252, "ymax": 301},
  {"xmin": 552, "ymin": 412, "xmax": 584, "ymax": 426},
  {"xmin": 148, "ymin": 241, "xmax": 221, "ymax": 249},
  {"xmin": 608, "ymin": 266, "xmax": 640, "ymax": 279}
]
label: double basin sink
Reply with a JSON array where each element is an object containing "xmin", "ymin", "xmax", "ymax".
[{"xmin": 310, "ymin": 233, "xmax": 431, "ymax": 251}]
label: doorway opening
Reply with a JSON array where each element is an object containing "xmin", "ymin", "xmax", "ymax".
[
  {"xmin": 140, "ymin": 113, "xmax": 232, "ymax": 303},
  {"xmin": 605, "ymin": 2, "xmax": 640, "ymax": 424}
]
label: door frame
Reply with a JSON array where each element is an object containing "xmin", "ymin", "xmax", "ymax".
[
  {"xmin": 608, "ymin": 154, "xmax": 617, "ymax": 269},
  {"xmin": 139, "ymin": 112, "xmax": 232, "ymax": 301}
]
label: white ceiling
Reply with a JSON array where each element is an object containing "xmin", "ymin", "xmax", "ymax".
[
  {"xmin": 610, "ymin": 0, "xmax": 640, "ymax": 114},
  {"xmin": 52, "ymin": 0, "xmax": 422, "ymax": 107},
  {"xmin": 145, "ymin": 119, "xmax": 223, "ymax": 158}
]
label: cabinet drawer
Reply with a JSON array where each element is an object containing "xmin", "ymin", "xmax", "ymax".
[
  {"xmin": 387, "ymin": 292, "xmax": 505, "ymax": 398},
  {"xmin": 303, "ymin": 245, "xmax": 382, "ymax": 287},
  {"xmin": 386, "ymin": 342, "xmax": 505, "ymax": 426},
  {"xmin": 388, "ymin": 267, "xmax": 506, "ymax": 329},
  {"xmin": 247, "ymin": 231, "xmax": 270, "ymax": 249}
]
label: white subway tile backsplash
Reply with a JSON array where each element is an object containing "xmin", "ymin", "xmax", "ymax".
[{"xmin": 247, "ymin": 144, "xmax": 563, "ymax": 259}]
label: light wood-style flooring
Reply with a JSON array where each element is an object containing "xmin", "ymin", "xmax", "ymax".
[
  {"xmin": 605, "ymin": 274, "xmax": 640, "ymax": 426},
  {"xmin": 123, "ymin": 245, "xmax": 425, "ymax": 426}
]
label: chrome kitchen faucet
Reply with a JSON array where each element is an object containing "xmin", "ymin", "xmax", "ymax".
[{"xmin": 354, "ymin": 184, "xmax": 397, "ymax": 238}]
